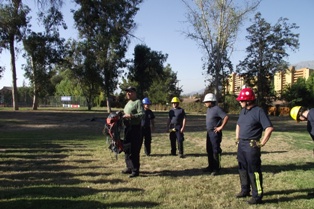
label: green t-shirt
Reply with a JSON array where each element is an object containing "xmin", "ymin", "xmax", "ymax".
[{"xmin": 124, "ymin": 99, "xmax": 144, "ymax": 125}]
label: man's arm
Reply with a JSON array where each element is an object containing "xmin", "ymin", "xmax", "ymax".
[{"xmin": 260, "ymin": 126, "xmax": 274, "ymax": 147}]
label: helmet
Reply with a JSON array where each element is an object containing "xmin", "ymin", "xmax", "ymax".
[
  {"xmin": 142, "ymin": 97, "xmax": 151, "ymax": 105},
  {"xmin": 290, "ymin": 106, "xmax": 302, "ymax": 121},
  {"xmin": 203, "ymin": 93, "xmax": 217, "ymax": 102},
  {"xmin": 171, "ymin": 97, "xmax": 180, "ymax": 103},
  {"xmin": 236, "ymin": 88, "xmax": 256, "ymax": 101}
]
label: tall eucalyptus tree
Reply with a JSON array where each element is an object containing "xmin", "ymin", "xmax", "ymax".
[
  {"xmin": 73, "ymin": 0, "xmax": 143, "ymax": 112},
  {"xmin": 23, "ymin": 7, "xmax": 67, "ymax": 110},
  {"xmin": 0, "ymin": 0, "xmax": 30, "ymax": 110}
]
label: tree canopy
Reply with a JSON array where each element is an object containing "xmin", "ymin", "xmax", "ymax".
[
  {"xmin": 182, "ymin": 0, "xmax": 260, "ymax": 100},
  {"xmin": 23, "ymin": 6, "xmax": 67, "ymax": 110},
  {"xmin": 237, "ymin": 12, "xmax": 299, "ymax": 108},
  {"xmin": 72, "ymin": 0, "xmax": 143, "ymax": 111},
  {"xmin": 127, "ymin": 44, "xmax": 168, "ymax": 99}
]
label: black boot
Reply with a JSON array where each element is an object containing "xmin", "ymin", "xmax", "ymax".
[
  {"xmin": 236, "ymin": 169, "xmax": 250, "ymax": 197},
  {"xmin": 178, "ymin": 141, "xmax": 184, "ymax": 158}
]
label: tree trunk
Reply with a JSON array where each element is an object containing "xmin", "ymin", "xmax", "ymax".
[
  {"xmin": 32, "ymin": 85, "xmax": 38, "ymax": 110},
  {"xmin": 31, "ymin": 58, "xmax": 38, "ymax": 110},
  {"xmin": 32, "ymin": 94, "xmax": 38, "ymax": 110},
  {"xmin": 106, "ymin": 94, "xmax": 112, "ymax": 113},
  {"xmin": 215, "ymin": 52, "xmax": 222, "ymax": 102},
  {"xmin": 10, "ymin": 38, "xmax": 19, "ymax": 110},
  {"xmin": 87, "ymin": 97, "xmax": 92, "ymax": 111}
]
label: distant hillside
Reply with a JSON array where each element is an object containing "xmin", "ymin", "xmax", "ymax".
[
  {"xmin": 293, "ymin": 60, "xmax": 314, "ymax": 69},
  {"xmin": 184, "ymin": 88, "xmax": 205, "ymax": 96}
]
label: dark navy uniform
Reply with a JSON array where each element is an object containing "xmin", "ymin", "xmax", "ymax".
[
  {"xmin": 237, "ymin": 105, "xmax": 273, "ymax": 201},
  {"xmin": 307, "ymin": 108, "xmax": 314, "ymax": 140},
  {"xmin": 168, "ymin": 107, "xmax": 186, "ymax": 156},
  {"xmin": 141, "ymin": 109, "xmax": 155, "ymax": 155},
  {"xmin": 206, "ymin": 105, "xmax": 227, "ymax": 173}
]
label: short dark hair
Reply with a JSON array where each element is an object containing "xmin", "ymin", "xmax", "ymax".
[{"xmin": 124, "ymin": 86, "xmax": 136, "ymax": 92}]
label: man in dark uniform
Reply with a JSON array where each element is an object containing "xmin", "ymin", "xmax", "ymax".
[
  {"xmin": 166, "ymin": 97, "xmax": 186, "ymax": 158},
  {"xmin": 202, "ymin": 93, "xmax": 229, "ymax": 176},
  {"xmin": 141, "ymin": 97, "xmax": 155, "ymax": 156},
  {"xmin": 290, "ymin": 106, "xmax": 314, "ymax": 197},
  {"xmin": 122, "ymin": 86, "xmax": 144, "ymax": 178},
  {"xmin": 235, "ymin": 87, "xmax": 274, "ymax": 204}
]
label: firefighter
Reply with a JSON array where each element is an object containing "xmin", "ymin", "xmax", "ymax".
[
  {"xmin": 235, "ymin": 87, "xmax": 274, "ymax": 204},
  {"xmin": 290, "ymin": 106, "xmax": 314, "ymax": 140},
  {"xmin": 141, "ymin": 97, "xmax": 155, "ymax": 156},
  {"xmin": 166, "ymin": 97, "xmax": 186, "ymax": 158},
  {"xmin": 121, "ymin": 86, "xmax": 144, "ymax": 178},
  {"xmin": 202, "ymin": 93, "xmax": 229, "ymax": 176},
  {"xmin": 290, "ymin": 106, "xmax": 314, "ymax": 197}
]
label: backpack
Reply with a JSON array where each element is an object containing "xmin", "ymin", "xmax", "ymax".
[{"xmin": 103, "ymin": 111, "xmax": 124, "ymax": 156}]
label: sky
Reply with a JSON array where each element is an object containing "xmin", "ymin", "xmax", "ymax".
[{"xmin": 1, "ymin": 0, "xmax": 314, "ymax": 94}]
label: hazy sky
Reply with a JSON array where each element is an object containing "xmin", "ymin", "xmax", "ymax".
[{"xmin": 1, "ymin": 0, "xmax": 313, "ymax": 94}]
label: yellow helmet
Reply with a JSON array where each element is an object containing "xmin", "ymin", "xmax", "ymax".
[
  {"xmin": 290, "ymin": 106, "xmax": 302, "ymax": 121},
  {"xmin": 171, "ymin": 97, "xmax": 180, "ymax": 103}
]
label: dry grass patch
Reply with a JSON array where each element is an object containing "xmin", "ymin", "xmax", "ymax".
[{"xmin": 0, "ymin": 110, "xmax": 313, "ymax": 209}]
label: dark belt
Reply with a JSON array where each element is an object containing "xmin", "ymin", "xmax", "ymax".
[{"xmin": 240, "ymin": 138, "xmax": 260, "ymax": 141}]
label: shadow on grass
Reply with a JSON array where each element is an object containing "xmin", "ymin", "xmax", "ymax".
[
  {"xmin": 140, "ymin": 161, "xmax": 314, "ymax": 177},
  {"xmin": 0, "ymin": 199, "xmax": 158, "ymax": 209},
  {"xmin": 0, "ymin": 186, "xmax": 144, "ymax": 199},
  {"xmin": 0, "ymin": 185, "xmax": 156, "ymax": 209},
  {"xmin": 141, "ymin": 166, "xmax": 239, "ymax": 177},
  {"xmin": 263, "ymin": 162, "xmax": 314, "ymax": 174},
  {"xmin": 265, "ymin": 188, "xmax": 314, "ymax": 204}
]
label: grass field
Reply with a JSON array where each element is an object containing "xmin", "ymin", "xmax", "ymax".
[{"xmin": 0, "ymin": 108, "xmax": 313, "ymax": 209}]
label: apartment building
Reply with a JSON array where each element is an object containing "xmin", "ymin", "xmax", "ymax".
[
  {"xmin": 226, "ymin": 67, "xmax": 314, "ymax": 96},
  {"xmin": 274, "ymin": 66, "xmax": 314, "ymax": 93},
  {"xmin": 225, "ymin": 72, "xmax": 246, "ymax": 95}
]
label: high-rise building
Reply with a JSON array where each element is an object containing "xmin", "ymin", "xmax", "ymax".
[
  {"xmin": 226, "ymin": 67, "xmax": 314, "ymax": 96},
  {"xmin": 274, "ymin": 67, "xmax": 314, "ymax": 95}
]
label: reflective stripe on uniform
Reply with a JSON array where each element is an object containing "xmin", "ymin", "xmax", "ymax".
[{"xmin": 254, "ymin": 172, "xmax": 263, "ymax": 196}]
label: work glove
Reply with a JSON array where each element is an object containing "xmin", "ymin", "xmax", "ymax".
[
  {"xmin": 235, "ymin": 138, "xmax": 239, "ymax": 146},
  {"xmin": 250, "ymin": 140, "xmax": 263, "ymax": 148},
  {"xmin": 169, "ymin": 128, "xmax": 176, "ymax": 132}
]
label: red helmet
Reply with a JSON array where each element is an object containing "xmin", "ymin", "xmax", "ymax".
[{"xmin": 236, "ymin": 88, "xmax": 256, "ymax": 101}]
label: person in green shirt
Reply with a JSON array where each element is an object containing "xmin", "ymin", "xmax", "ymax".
[{"xmin": 121, "ymin": 86, "xmax": 144, "ymax": 178}]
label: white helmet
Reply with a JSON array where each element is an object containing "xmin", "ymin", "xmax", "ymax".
[{"xmin": 203, "ymin": 93, "xmax": 217, "ymax": 102}]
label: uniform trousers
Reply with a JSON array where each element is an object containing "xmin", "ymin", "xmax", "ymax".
[
  {"xmin": 237, "ymin": 140, "xmax": 263, "ymax": 199},
  {"xmin": 169, "ymin": 125, "xmax": 184, "ymax": 155},
  {"xmin": 141, "ymin": 126, "xmax": 152, "ymax": 155},
  {"xmin": 206, "ymin": 130, "xmax": 222, "ymax": 172},
  {"xmin": 124, "ymin": 124, "xmax": 141, "ymax": 174}
]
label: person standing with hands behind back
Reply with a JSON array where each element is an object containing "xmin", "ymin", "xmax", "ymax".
[
  {"xmin": 166, "ymin": 97, "xmax": 186, "ymax": 158},
  {"xmin": 141, "ymin": 97, "xmax": 155, "ymax": 156},
  {"xmin": 235, "ymin": 87, "xmax": 274, "ymax": 205},
  {"xmin": 122, "ymin": 86, "xmax": 144, "ymax": 178},
  {"xmin": 202, "ymin": 93, "xmax": 229, "ymax": 176}
]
